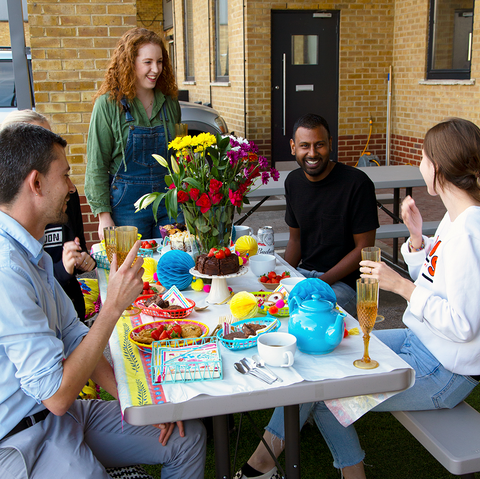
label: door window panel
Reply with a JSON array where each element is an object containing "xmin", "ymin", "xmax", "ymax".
[{"xmin": 292, "ymin": 35, "xmax": 318, "ymax": 65}]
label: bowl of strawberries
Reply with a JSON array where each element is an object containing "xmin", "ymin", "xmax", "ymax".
[{"xmin": 258, "ymin": 271, "xmax": 291, "ymax": 290}]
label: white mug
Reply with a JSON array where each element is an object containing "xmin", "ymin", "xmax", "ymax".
[
  {"xmin": 234, "ymin": 225, "xmax": 252, "ymax": 239},
  {"xmin": 257, "ymin": 332, "xmax": 296, "ymax": 367}
]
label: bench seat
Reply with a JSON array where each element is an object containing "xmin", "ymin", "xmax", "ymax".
[
  {"xmin": 392, "ymin": 402, "xmax": 480, "ymax": 477},
  {"xmin": 376, "ymin": 221, "xmax": 439, "ymax": 240},
  {"xmin": 273, "ymin": 221, "xmax": 440, "ymax": 250}
]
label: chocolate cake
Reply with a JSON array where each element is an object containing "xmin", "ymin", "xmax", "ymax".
[{"xmin": 195, "ymin": 253, "xmax": 240, "ymax": 276}]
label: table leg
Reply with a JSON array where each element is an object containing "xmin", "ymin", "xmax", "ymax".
[
  {"xmin": 284, "ymin": 404, "xmax": 300, "ymax": 479},
  {"xmin": 392, "ymin": 188, "xmax": 400, "ymax": 263},
  {"xmin": 213, "ymin": 414, "xmax": 231, "ymax": 479}
]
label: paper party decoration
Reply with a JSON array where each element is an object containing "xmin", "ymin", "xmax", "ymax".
[
  {"xmin": 156, "ymin": 250, "xmax": 195, "ymax": 290},
  {"xmin": 229, "ymin": 291, "xmax": 258, "ymax": 320},
  {"xmin": 235, "ymin": 235, "xmax": 258, "ymax": 257}
]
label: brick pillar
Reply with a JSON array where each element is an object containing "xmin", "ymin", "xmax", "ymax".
[{"xmin": 27, "ymin": 0, "xmax": 137, "ymax": 249}]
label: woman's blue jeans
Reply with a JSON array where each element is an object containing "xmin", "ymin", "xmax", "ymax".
[{"xmin": 265, "ymin": 328, "xmax": 478, "ymax": 469}]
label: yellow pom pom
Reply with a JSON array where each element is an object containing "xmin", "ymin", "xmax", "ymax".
[
  {"xmin": 141, "ymin": 258, "xmax": 157, "ymax": 283},
  {"xmin": 348, "ymin": 327, "xmax": 360, "ymax": 335},
  {"xmin": 235, "ymin": 235, "xmax": 258, "ymax": 257},
  {"xmin": 191, "ymin": 277, "xmax": 204, "ymax": 291},
  {"xmin": 229, "ymin": 291, "xmax": 258, "ymax": 320}
]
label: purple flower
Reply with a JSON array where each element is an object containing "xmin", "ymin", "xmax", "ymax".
[
  {"xmin": 271, "ymin": 168, "xmax": 280, "ymax": 181},
  {"xmin": 258, "ymin": 155, "xmax": 268, "ymax": 169},
  {"xmin": 261, "ymin": 171, "xmax": 270, "ymax": 184}
]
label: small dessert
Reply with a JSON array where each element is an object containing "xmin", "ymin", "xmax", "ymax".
[
  {"xmin": 159, "ymin": 223, "xmax": 187, "ymax": 239},
  {"xmin": 195, "ymin": 247, "xmax": 240, "ymax": 276},
  {"xmin": 242, "ymin": 323, "xmax": 266, "ymax": 337},
  {"xmin": 144, "ymin": 294, "xmax": 170, "ymax": 308},
  {"xmin": 170, "ymin": 231, "xmax": 195, "ymax": 252},
  {"xmin": 267, "ymin": 292, "xmax": 284, "ymax": 303},
  {"xmin": 223, "ymin": 322, "xmax": 266, "ymax": 340}
]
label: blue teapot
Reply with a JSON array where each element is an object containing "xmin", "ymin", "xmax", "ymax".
[{"xmin": 288, "ymin": 294, "xmax": 346, "ymax": 355}]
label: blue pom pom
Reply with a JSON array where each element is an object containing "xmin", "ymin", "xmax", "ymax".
[{"xmin": 156, "ymin": 250, "xmax": 195, "ymax": 290}]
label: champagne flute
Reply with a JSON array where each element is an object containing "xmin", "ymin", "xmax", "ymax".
[
  {"xmin": 104, "ymin": 226, "xmax": 117, "ymax": 263},
  {"xmin": 361, "ymin": 246, "xmax": 384, "ymax": 323},
  {"xmin": 354, "ymin": 277, "xmax": 379, "ymax": 369}
]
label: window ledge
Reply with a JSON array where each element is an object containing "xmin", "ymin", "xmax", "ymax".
[
  {"xmin": 182, "ymin": 81, "xmax": 196, "ymax": 85},
  {"xmin": 210, "ymin": 81, "xmax": 231, "ymax": 87},
  {"xmin": 419, "ymin": 79, "xmax": 475, "ymax": 86}
]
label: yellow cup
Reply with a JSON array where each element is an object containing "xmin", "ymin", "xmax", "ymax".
[{"xmin": 115, "ymin": 226, "xmax": 138, "ymax": 267}]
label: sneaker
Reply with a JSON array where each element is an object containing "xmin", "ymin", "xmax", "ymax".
[{"xmin": 233, "ymin": 467, "xmax": 281, "ymax": 479}]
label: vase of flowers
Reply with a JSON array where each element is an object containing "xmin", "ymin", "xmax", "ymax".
[{"xmin": 135, "ymin": 132, "xmax": 279, "ymax": 256}]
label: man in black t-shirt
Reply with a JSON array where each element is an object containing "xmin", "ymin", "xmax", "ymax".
[{"xmin": 284, "ymin": 114, "xmax": 379, "ymax": 316}]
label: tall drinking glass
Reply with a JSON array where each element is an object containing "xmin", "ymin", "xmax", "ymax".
[
  {"xmin": 115, "ymin": 226, "xmax": 138, "ymax": 267},
  {"xmin": 175, "ymin": 123, "xmax": 188, "ymax": 138},
  {"xmin": 361, "ymin": 246, "xmax": 381, "ymax": 263},
  {"xmin": 354, "ymin": 277, "xmax": 379, "ymax": 369},
  {"xmin": 361, "ymin": 246, "xmax": 384, "ymax": 323},
  {"xmin": 104, "ymin": 226, "xmax": 117, "ymax": 263}
]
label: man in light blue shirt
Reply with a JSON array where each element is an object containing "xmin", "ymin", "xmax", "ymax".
[{"xmin": 0, "ymin": 124, "xmax": 206, "ymax": 478}]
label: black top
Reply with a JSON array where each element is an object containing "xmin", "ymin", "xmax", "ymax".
[
  {"xmin": 44, "ymin": 190, "xmax": 92, "ymax": 321},
  {"xmin": 285, "ymin": 163, "xmax": 379, "ymax": 289}
]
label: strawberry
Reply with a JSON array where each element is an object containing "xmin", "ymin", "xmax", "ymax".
[
  {"xmin": 143, "ymin": 281, "xmax": 149, "ymax": 290},
  {"xmin": 159, "ymin": 330, "xmax": 169, "ymax": 341},
  {"xmin": 267, "ymin": 271, "xmax": 277, "ymax": 279},
  {"xmin": 215, "ymin": 250, "xmax": 226, "ymax": 259},
  {"xmin": 151, "ymin": 329, "xmax": 161, "ymax": 341},
  {"xmin": 208, "ymin": 247, "xmax": 217, "ymax": 257},
  {"xmin": 259, "ymin": 275, "xmax": 268, "ymax": 283},
  {"xmin": 275, "ymin": 275, "xmax": 282, "ymax": 283},
  {"xmin": 224, "ymin": 247, "xmax": 231, "ymax": 257},
  {"xmin": 172, "ymin": 324, "xmax": 182, "ymax": 336},
  {"xmin": 143, "ymin": 243, "xmax": 152, "ymax": 249},
  {"xmin": 149, "ymin": 240, "xmax": 157, "ymax": 246}
]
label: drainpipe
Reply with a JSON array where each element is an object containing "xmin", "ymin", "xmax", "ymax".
[
  {"xmin": 386, "ymin": 65, "xmax": 392, "ymax": 165},
  {"xmin": 243, "ymin": 0, "xmax": 247, "ymax": 136},
  {"xmin": 7, "ymin": 0, "xmax": 33, "ymax": 110},
  {"xmin": 208, "ymin": 0, "xmax": 212, "ymax": 105}
]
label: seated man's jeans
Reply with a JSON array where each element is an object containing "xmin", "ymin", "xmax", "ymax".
[
  {"xmin": 296, "ymin": 266, "xmax": 356, "ymax": 317},
  {"xmin": 265, "ymin": 328, "xmax": 478, "ymax": 470}
]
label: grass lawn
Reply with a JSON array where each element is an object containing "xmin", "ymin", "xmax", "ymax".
[{"xmin": 102, "ymin": 386, "xmax": 480, "ymax": 478}]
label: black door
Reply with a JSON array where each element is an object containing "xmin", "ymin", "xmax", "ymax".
[{"xmin": 271, "ymin": 10, "xmax": 340, "ymax": 164}]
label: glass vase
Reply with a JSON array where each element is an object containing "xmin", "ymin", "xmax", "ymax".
[{"xmin": 180, "ymin": 203, "xmax": 235, "ymax": 257}]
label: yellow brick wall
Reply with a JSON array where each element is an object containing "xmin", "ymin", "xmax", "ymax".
[
  {"xmin": 174, "ymin": 1, "xmax": 396, "ymax": 162},
  {"xmin": 391, "ymin": 0, "xmax": 480, "ymax": 161},
  {"xmin": 26, "ymin": 0, "xmax": 138, "ymax": 245}
]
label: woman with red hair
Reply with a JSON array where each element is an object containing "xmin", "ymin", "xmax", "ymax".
[{"xmin": 86, "ymin": 27, "xmax": 181, "ymax": 240}]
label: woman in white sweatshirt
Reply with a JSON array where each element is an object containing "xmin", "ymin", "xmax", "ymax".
[{"xmin": 236, "ymin": 118, "xmax": 480, "ymax": 479}]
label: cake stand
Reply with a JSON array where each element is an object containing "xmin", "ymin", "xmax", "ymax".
[{"xmin": 189, "ymin": 265, "xmax": 248, "ymax": 304}]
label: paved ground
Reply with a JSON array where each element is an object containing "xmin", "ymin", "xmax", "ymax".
[{"xmin": 233, "ymin": 181, "xmax": 446, "ymax": 330}]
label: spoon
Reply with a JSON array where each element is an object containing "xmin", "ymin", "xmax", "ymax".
[
  {"xmin": 194, "ymin": 304, "xmax": 209, "ymax": 312},
  {"xmin": 240, "ymin": 358, "xmax": 275, "ymax": 384},
  {"xmin": 234, "ymin": 361, "xmax": 273, "ymax": 384},
  {"xmin": 252, "ymin": 354, "xmax": 283, "ymax": 382}
]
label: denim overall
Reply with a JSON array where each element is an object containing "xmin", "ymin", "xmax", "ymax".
[{"xmin": 109, "ymin": 99, "xmax": 174, "ymax": 239}]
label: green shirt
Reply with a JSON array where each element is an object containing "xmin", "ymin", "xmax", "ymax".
[{"xmin": 85, "ymin": 91, "xmax": 181, "ymax": 216}]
